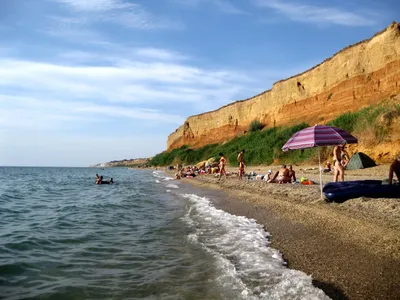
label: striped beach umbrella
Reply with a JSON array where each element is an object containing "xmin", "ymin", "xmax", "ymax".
[
  {"xmin": 282, "ymin": 125, "xmax": 358, "ymax": 199},
  {"xmin": 282, "ymin": 125, "xmax": 357, "ymax": 150}
]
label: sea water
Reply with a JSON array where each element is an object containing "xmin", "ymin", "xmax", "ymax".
[{"xmin": 0, "ymin": 167, "xmax": 329, "ymax": 300}]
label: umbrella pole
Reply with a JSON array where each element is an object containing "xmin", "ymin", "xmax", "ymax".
[{"xmin": 318, "ymin": 147, "xmax": 323, "ymax": 199}]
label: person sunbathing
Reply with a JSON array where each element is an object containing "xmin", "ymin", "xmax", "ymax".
[
  {"xmin": 323, "ymin": 161, "xmax": 332, "ymax": 173},
  {"xmin": 264, "ymin": 170, "xmax": 273, "ymax": 181},
  {"xmin": 388, "ymin": 155, "xmax": 400, "ymax": 185},
  {"xmin": 268, "ymin": 165, "xmax": 290, "ymax": 183},
  {"xmin": 288, "ymin": 165, "xmax": 296, "ymax": 182}
]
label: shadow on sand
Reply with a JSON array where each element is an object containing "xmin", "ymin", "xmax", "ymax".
[{"xmin": 312, "ymin": 279, "xmax": 349, "ymax": 300}]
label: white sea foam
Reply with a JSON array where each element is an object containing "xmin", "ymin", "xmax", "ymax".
[
  {"xmin": 151, "ymin": 170, "xmax": 174, "ymax": 181},
  {"xmin": 181, "ymin": 194, "xmax": 330, "ymax": 300},
  {"xmin": 155, "ymin": 180, "xmax": 160, "ymax": 183},
  {"xmin": 166, "ymin": 184, "xmax": 179, "ymax": 189},
  {"xmin": 152, "ymin": 171, "xmax": 164, "ymax": 178}
]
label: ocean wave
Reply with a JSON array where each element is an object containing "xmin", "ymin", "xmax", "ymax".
[
  {"xmin": 0, "ymin": 167, "xmax": 330, "ymax": 300},
  {"xmin": 181, "ymin": 194, "xmax": 330, "ymax": 300},
  {"xmin": 166, "ymin": 184, "xmax": 179, "ymax": 189}
]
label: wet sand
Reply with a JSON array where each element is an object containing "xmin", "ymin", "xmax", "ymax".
[{"xmin": 180, "ymin": 164, "xmax": 400, "ymax": 300}]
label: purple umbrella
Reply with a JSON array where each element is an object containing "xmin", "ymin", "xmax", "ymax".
[{"xmin": 282, "ymin": 125, "xmax": 358, "ymax": 198}]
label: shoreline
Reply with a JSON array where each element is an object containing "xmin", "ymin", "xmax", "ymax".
[{"xmin": 178, "ymin": 165, "xmax": 400, "ymax": 300}]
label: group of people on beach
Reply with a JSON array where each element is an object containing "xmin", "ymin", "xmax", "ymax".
[
  {"xmin": 217, "ymin": 146, "xmax": 400, "ymax": 185},
  {"xmin": 174, "ymin": 165, "xmax": 198, "ymax": 179},
  {"xmin": 320, "ymin": 145, "xmax": 350, "ymax": 181},
  {"xmin": 172, "ymin": 146, "xmax": 400, "ymax": 186},
  {"xmin": 217, "ymin": 150, "xmax": 296, "ymax": 183},
  {"xmin": 327, "ymin": 145, "xmax": 399, "ymax": 184},
  {"xmin": 217, "ymin": 150, "xmax": 245, "ymax": 180}
]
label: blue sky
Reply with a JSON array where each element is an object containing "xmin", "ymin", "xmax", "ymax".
[{"xmin": 0, "ymin": 0, "xmax": 397, "ymax": 166}]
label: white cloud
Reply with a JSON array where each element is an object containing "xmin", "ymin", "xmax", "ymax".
[
  {"xmin": 0, "ymin": 41, "xmax": 272, "ymax": 150},
  {"xmin": 54, "ymin": 0, "xmax": 184, "ymax": 30},
  {"xmin": 0, "ymin": 54, "xmax": 258, "ymax": 107},
  {"xmin": 55, "ymin": 47, "xmax": 188, "ymax": 65},
  {"xmin": 0, "ymin": 94, "xmax": 185, "ymax": 132},
  {"xmin": 254, "ymin": 0, "xmax": 376, "ymax": 26},
  {"xmin": 172, "ymin": 0, "xmax": 249, "ymax": 15},
  {"xmin": 56, "ymin": 0, "xmax": 132, "ymax": 12},
  {"xmin": 133, "ymin": 48, "xmax": 189, "ymax": 61},
  {"xmin": 214, "ymin": 0, "xmax": 249, "ymax": 15}
]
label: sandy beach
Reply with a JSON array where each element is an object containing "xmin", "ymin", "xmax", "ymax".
[{"xmin": 180, "ymin": 164, "xmax": 400, "ymax": 300}]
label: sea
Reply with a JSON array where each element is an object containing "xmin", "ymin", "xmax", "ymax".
[{"xmin": 0, "ymin": 167, "xmax": 330, "ymax": 300}]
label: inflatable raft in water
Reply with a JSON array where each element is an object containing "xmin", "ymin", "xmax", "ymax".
[{"xmin": 323, "ymin": 180, "xmax": 400, "ymax": 203}]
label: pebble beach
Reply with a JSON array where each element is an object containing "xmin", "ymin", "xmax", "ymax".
[{"xmin": 181, "ymin": 164, "xmax": 400, "ymax": 300}]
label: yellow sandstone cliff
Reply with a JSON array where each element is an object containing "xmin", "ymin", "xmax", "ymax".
[{"xmin": 167, "ymin": 23, "xmax": 400, "ymax": 159}]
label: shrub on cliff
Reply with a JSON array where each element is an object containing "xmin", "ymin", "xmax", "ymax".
[
  {"xmin": 328, "ymin": 103, "xmax": 397, "ymax": 144},
  {"xmin": 149, "ymin": 123, "xmax": 310, "ymax": 166},
  {"xmin": 249, "ymin": 120, "xmax": 264, "ymax": 132},
  {"xmin": 150, "ymin": 103, "xmax": 398, "ymax": 167}
]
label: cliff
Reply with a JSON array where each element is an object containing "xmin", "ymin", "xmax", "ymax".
[{"xmin": 168, "ymin": 23, "xmax": 400, "ymax": 157}]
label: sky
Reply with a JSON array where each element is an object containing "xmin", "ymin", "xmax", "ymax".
[{"xmin": 0, "ymin": 0, "xmax": 398, "ymax": 167}]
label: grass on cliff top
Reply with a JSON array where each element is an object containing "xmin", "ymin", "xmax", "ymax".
[
  {"xmin": 149, "ymin": 103, "xmax": 399, "ymax": 167},
  {"xmin": 328, "ymin": 102, "xmax": 399, "ymax": 144},
  {"xmin": 150, "ymin": 123, "xmax": 316, "ymax": 167}
]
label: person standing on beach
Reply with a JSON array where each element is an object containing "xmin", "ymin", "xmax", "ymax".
[
  {"xmin": 340, "ymin": 145, "xmax": 350, "ymax": 168},
  {"xmin": 219, "ymin": 153, "xmax": 227, "ymax": 179},
  {"xmin": 388, "ymin": 154, "xmax": 400, "ymax": 185},
  {"xmin": 333, "ymin": 145, "xmax": 346, "ymax": 182},
  {"xmin": 237, "ymin": 149, "xmax": 245, "ymax": 180}
]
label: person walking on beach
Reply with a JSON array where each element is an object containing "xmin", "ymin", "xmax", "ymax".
[
  {"xmin": 333, "ymin": 144, "xmax": 346, "ymax": 182},
  {"xmin": 237, "ymin": 149, "xmax": 245, "ymax": 180},
  {"xmin": 219, "ymin": 152, "xmax": 227, "ymax": 180}
]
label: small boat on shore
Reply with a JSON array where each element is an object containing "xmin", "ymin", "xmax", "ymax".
[{"xmin": 323, "ymin": 180, "xmax": 400, "ymax": 203}]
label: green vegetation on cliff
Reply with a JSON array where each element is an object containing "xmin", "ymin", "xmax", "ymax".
[
  {"xmin": 327, "ymin": 103, "xmax": 399, "ymax": 143},
  {"xmin": 150, "ymin": 103, "xmax": 398, "ymax": 167},
  {"xmin": 151, "ymin": 123, "xmax": 315, "ymax": 166}
]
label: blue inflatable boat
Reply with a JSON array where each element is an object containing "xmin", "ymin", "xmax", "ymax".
[{"xmin": 323, "ymin": 180, "xmax": 400, "ymax": 203}]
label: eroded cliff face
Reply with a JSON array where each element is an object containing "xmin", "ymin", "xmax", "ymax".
[{"xmin": 168, "ymin": 23, "xmax": 400, "ymax": 160}]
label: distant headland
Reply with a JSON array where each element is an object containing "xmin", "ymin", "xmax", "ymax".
[{"xmin": 90, "ymin": 157, "xmax": 151, "ymax": 168}]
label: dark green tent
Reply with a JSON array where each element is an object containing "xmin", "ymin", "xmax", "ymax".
[{"xmin": 346, "ymin": 152, "xmax": 377, "ymax": 170}]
